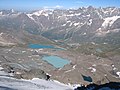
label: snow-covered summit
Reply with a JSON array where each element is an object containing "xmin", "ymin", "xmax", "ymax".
[{"xmin": 102, "ymin": 16, "xmax": 120, "ymax": 28}]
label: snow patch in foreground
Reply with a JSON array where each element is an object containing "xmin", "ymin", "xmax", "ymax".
[
  {"xmin": 0, "ymin": 76, "xmax": 73, "ymax": 90},
  {"xmin": 0, "ymin": 66, "xmax": 73, "ymax": 90}
]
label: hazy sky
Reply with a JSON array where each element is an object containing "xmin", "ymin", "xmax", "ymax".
[{"xmin": 0, "ymin": 0, "xmax": 120, "ymax": 10}]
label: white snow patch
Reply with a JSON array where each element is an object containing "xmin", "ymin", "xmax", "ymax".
[
  {"xmin": 11, "ymin": 9, "xmax": 14, "ymax": 13},
  {"xmin": 92, "ymin": 64, "xmax": 96, "ymax": 67},
  {"xmin": 0, "ymin": 12, "xmax": 3, "ymax": 15},
  {"xmin": 83, "ymin": 32, "xmax": 86, "ymax": 35},
  {"xmin": 0, "ymin": 32, "xmax": 3, "ymax": 36},
  {"xmin": 0, "ymin": 67, "xmax": 12, "ymax": 76},
  {"xmin": 71, "ymin": 84, "xmax": 81, "ymax": 89},
  {"xmin": 116, "ymin": 72, "xmax": 120, "ymax": 77},
  {"xmin": 43, "ymin": 13, "xmax": 49, "ymax": 17},
  {"xmin": 69, "ymin": 23, "xmax": 73, "ymax": 26},
  {"xmin": 86, "ymin": 14, "xmax": 90, "ymax": 17},
  {"xmin": 16, "ymin": 72, "xmax": 21, "ymax": 75},
  {"xmin": 72, "ymin": 65, "xmax": 76, "ymax": 69},
  {"xmin": 102, "ymin": 16, "xmax": 120, "ymax": 28},
  {"xmin": 27, "ymin": 10, "xmax": 49, "ymax": 18},
  {"xmin": 0, "ymin": 69, "xmax": 73, "ymax": 90},
  {"xmin": 27, "ymin": 14, "xmax": 35, "ymax": 21},
  {"xmin": 33, "ymin": 10, "xmax": 43, "ymax": 16},
  {"xmin": 67, "ymin": 21, "xmax": 71, "ymax": 23},
  {"xmin": 113, "ymin": 67, "xmax": 117, "ymax": 70},
  {"xmin": 0, "ymin": 66, "xmax": 3, "ymax": 70},
  {"xmin": 62, "ymin": 23, "xmax": 67, "ymax": 26},
  {"xmin": 65, "ymin": 65, "xmax": 76, "ymax": 73},
  {"xmin": 64, "ymin": 69, "xmax": 73, "ymax": 73},
  {"xmin": 96, "ymin": 28, "xmax": 110, "ymax": 36},
  {"xmin": 66, "ymin": 13, "xmax": 81, "ymax": 17},
  {"xmin": 88, "ymin": 67, "xmax": 96, "ymax": 73},
  {"xmin": 74, "ymin": 22, "xmax": 79, "ymax": 26},
  {"xmin": 75, "ymin": 13, "xmax": 81, "ymax": 16},
  {"xmin": 22, "ymin": 51, "xmax": 26, "ymax": 53},
  {"xmin": 66, "ymin": 14, "xmax": 74, "ymax": 17},
  {"xmin": 112, "ymin": 64, "xmax": 115, "ymax": 67},
  {"xmin": 0, "ymin": 77, "xmax": 73, "ymax": 90}
]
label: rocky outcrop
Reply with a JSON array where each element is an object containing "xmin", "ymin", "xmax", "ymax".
[
  {"xmin": 2, "ymin": 63, "xmax": 49, "ymax": 80},
  {"xmin": 75, "ymin": 82, "xmax": 120, "ymax": 90}
]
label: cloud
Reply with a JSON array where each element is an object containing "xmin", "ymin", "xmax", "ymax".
[
  {"xmin": 43, "ymin": 5, "xmax": 63, "ymax": 9},
  {"xmin": 54, "ymin": 5, "xmax": 63, "ymax": 8}
]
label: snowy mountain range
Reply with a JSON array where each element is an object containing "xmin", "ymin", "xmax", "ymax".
[{"xmin": 0, "ymin": 6, "xmax": 120, "ymax": 45}]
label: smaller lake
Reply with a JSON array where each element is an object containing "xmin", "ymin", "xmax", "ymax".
[
  {"xmin": 42, "ymin": 56, "xmax": 70, "ymax": 68},
  {"xmin": 28, "ymin": 44, "xmax": 55, "ymax": 49},
  {"xmin": 28, "ymin": 44, "xmax": 65, "ymax": 50}
]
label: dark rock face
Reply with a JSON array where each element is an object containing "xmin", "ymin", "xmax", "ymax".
[{"xmin": 75, "ymin": 82, "xmax": 120, "ymax": 90}]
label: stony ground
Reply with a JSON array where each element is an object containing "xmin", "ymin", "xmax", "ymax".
[{"xmin": 0, "ymin": 46, "xmax": 120, "ymax": 85}]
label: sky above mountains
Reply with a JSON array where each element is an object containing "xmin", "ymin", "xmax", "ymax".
[{"xmin": 0, "ymin": 0, "xmax": 120, "ymax": 10}]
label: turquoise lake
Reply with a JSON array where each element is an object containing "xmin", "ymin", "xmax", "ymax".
[
  {"xmin": 28, "ymin": 44, "xmax": 55, "ymax": 49},
  {"xmin": 28, "ymin": 44, "xmax": 65, "ymax": 50},
  {"xmin": 42, "ymin": 56, "xmax": 70, "ymax": 68}
]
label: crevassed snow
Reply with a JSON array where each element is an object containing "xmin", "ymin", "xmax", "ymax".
[{"xmin": 102, "ymin": 16, "xmax": 120, "ymax": 28}]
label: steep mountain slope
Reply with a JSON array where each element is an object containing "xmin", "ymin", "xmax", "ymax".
[{"xmin": 0, "ymin": 10, "xmax": 54, "ymax": 45}]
